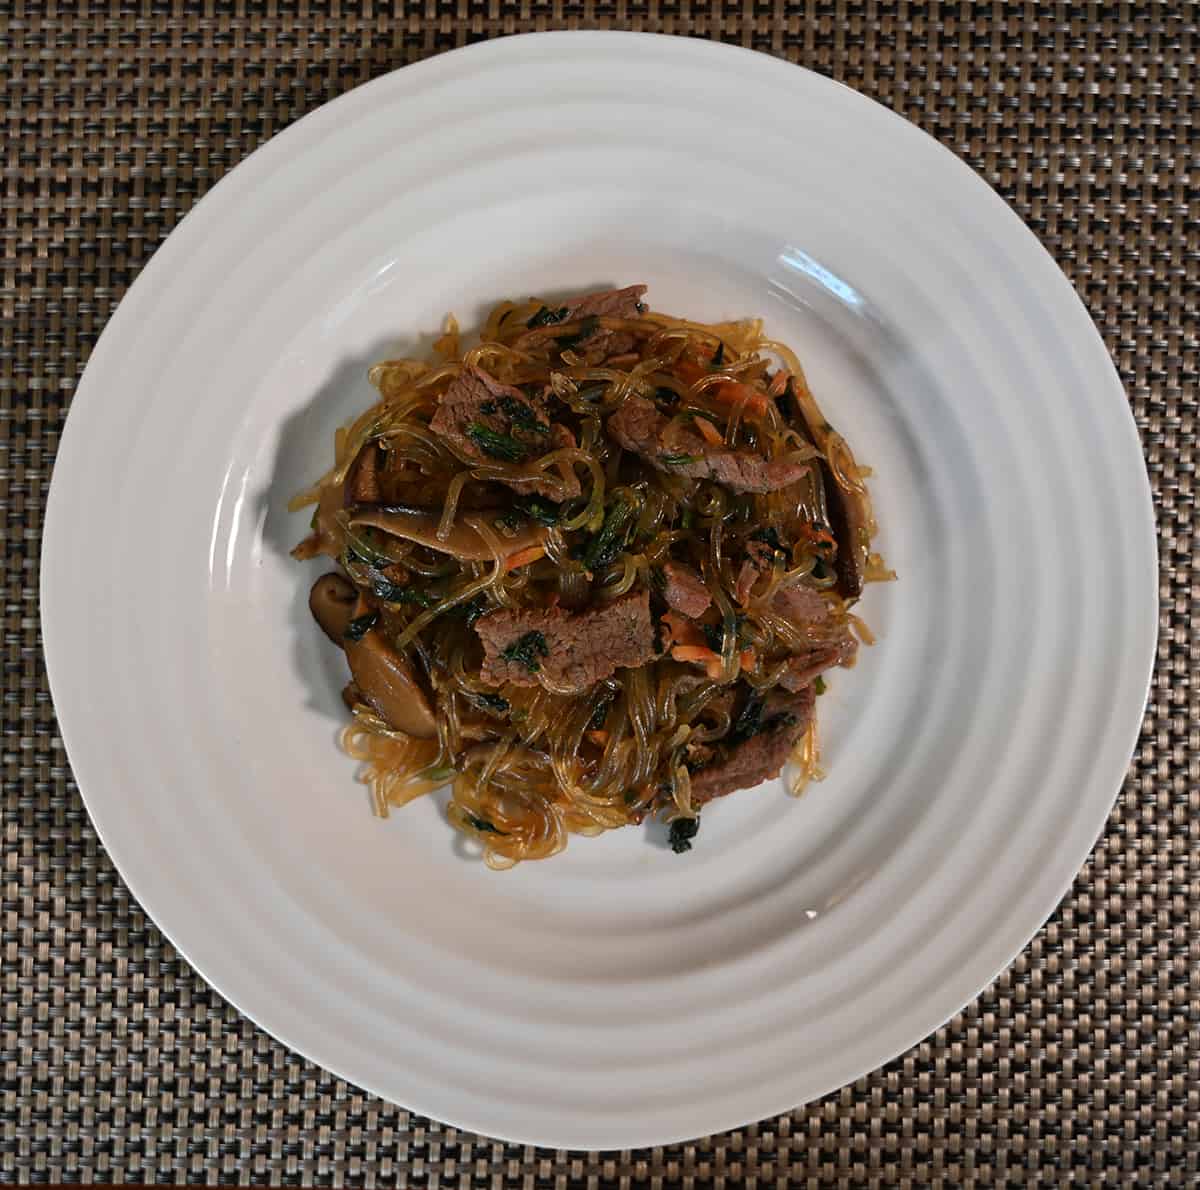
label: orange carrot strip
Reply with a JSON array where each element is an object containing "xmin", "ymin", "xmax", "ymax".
[
  {"xmin": 695, "ymin": 416, "xmax": 723, "ymax": 445},
  {"xmin": 739, "ymin": 648, "xmax": 756, "ymax": 672},
  {"xmin": 586, "ymin": 730, "xmax": 609, "ymax": 747},
  {"xmin": 662, "ymin": 611, "xmax": 706, "ymax": 649},
  {"xmin": 504, "ymin": 544, "xmax": 546, "ymax": 571},
  {"xmin": 675, "ymin": 360, "xmax": 769, "ymax": 418}
]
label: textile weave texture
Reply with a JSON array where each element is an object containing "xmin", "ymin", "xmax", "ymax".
[{"xmin": 2, "ymin": 2, "xmax": 1196, "ymax": 1184}]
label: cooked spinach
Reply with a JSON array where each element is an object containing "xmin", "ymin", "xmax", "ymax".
[
  {"xmin": 526, "ymin": 305, "xmax": 570, "ymax": 329},
  {"xmin": 368, "ymin": 573, "xmax": 433, "ymax": 607},
  {"xmin": 514, "ymin": 495, "xmax": 561, "ymax": 526},
  {"xmin": 465, "ymin": 813, "xmax": 507, "ymax": 835},
  {"xmin": 659, "ymin": 453, "xmax": 700, "ymax": 467},
  {"xmin": 556, "ymin": 315, "xmax": 600, "ymax": 351},
  {"xmin": 454, "ymin": 595, "xmax": 488, "ymax": 627},
  {"xmin": 581, "ymin": 498, "xmax": 636, "ymax": 571},
  {"xmin": 343, "ymin": 611, "xmax": 379, "ymax": 642},
  {"xmin": 495, "ymin": 395, "xmax": 548, "ymax": 434},
  {"xmin": 751, "ymin": 525, "xmax": 785, "ymax": 553},
  {"xmin": 668, "ymin": 816, "xmax": 700, "ymax": 854},
  {"xmin": 501, "ymin": 630, "xmax": 550, "ymax": 673},
  {"xmin": 727, "ymin": 691, "xmax": 765, "ymax": 746},
  {"xmin": 466, "ymin": 691, "xmax": 510, "ymax": 715},
  {"xmin": 466, "ymin": 422, "xmax": 528, "ymax": 462}
]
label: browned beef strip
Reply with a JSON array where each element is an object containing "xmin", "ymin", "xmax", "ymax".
[
  {"xmin": 428, "ymin": 365, "xmax": 580, "ymax": 500},
  {"xmin": 690, "ymin": 686, "xmax": 815, "ymax": 804},
  {"xmin": 475, "ymin": 589, "xmax": 654, "ymax": 693},
  {"xmin": 515, "ymin": 285, "xmax": 647, "ymax": 361},
  {"xmin": 779, "ymin": 636, "xmax": 858, "ymax": 692},
  {"xmin": 607, "ymin": 395, "xmax": 808, "ymax": 494},
  {"xmin": 662, "ymin": 561, "xmax": 711, "ymax": 618},
  {"xmin": 564, "ymin": 285, "xmax": 647, "ymax": 320},
  {"xmin": 771, "ymin": 583, "xmax": 831, "ymax": 625}
]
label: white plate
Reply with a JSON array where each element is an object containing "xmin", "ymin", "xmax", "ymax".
[{"xmin": 42, "ymin": 33, "xmax": 1157, "ymax": 1149}]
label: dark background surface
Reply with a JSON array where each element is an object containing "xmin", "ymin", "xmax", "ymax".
[{"xmin": 2, "ymin": 3, "xmax": 1196, "ymax": 1184}]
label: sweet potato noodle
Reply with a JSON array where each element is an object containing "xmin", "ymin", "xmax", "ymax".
[{"xmin": 292, "ymin": 286, "xmax": 893, "ymax": 868}]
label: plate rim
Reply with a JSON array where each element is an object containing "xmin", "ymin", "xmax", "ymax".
[{"xmin": 41, "ymin": 30, "xmax": 1159, "ymax": 1149}]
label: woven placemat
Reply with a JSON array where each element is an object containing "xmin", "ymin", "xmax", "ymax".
[{"xmin": 3, "ymin": 2, "xmax": 1196, "ymax": 1184}]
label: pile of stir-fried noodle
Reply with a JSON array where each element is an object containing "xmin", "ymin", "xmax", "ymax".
[{"xmin": 292, "ymin": 286, "xmax": 891, "ymax": 867}]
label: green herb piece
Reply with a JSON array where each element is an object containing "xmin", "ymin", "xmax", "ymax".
[
  {"xmin": 711, "ymin": 340, "xmax": 725, "ymax": 366},
  {"xmin": 368, "ymin": 573, "xmax": 433, "ymax": 607},
  {"xmin": 588, "ymin": 695, "xmax": 613, "ymax": 732},
  {"xmin": 466, "ymin": 422, "xmax": 528, "ymax": 463},
  {"xmin": 465, "ymin": 813, "xmax": 507, "ymax": 835},
  {"xmin": 467, "ymin": 691, "xmax": 510, "ymax": 715},
  {"xmin": 751, "ymin": 526, "xmax": 785, "ymax": 553},
  {"xmin": 814, "ymin": 675, "xmax": 827, "ymax": 696},
  {"xmin": 556, "ymin": 315, "xmax": 600, "ymax": 351},
  {"xmin": 811, "ymin": 557, "xmax": 830, "ymax": 581},
  {"xmin": 659, "ymin": 453, "xmax": 700, "ymax": 467},
  {"xmin": 669, "ymin": 817, "xmax": 700, "ymax": 854},
  {"xmin": 455, "ymin": 595, "xmax": 488, "ymax": 627},
  {"xmin": 581, "ymin": 498, "xmax": 636, "ymax": 571},
  {"xmin": 495, "ymin": 395, "xmax": 548, "ymax": 434},
  {"xmin": 495, "ymin": 510, "xmax": 524, "ymax": 532},
  {"xmin": 527, "ymin": 305, "xmax": 570, "ymax": 329},
  {"xmin": 502, "ymin": 630, "xmax": 550, "ymax": 673},
  {"xmin": 514, "ymin": 495, "xmax": 561, "ymax": 526},
  {"xmin": 728, "ymin": 691, "xmax": 765, "ymax": 746},
  {"xmin": 701, "ymin": 622, "xmax": 724, "ymax": 652},
  {"xmin": 344, "ymin": 611, "xmax": 379, "ymax": 642}
]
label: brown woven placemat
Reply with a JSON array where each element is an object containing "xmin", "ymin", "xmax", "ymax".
[{"xmin": 2, "ymin": 2, "xmax": 1196, "ymax": 1184}]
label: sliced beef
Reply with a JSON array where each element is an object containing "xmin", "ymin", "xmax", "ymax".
[
  {"xmin": 429, "ymin": 365, "xmax": 579, "ymax": 500},
  {"xmin": 662, "ymin": 562, "xmax": 711, "ymax": 618},
  {"xmin": 769, "ymin": 581, "xmax": 857, "ymax": 690},
  {"xmin": 564, "ymin": 285, "xmax": 647, "ymax": 321},
  {"xmin": 516, "ymin": 285, "xmax": 647, "ymax": 364},
  {"xmin": 690, "ymin": 686, "xmax": 815, "ymax": 804},
  {"xmin": 772, "ymin": 583, "xmax": 831, "ymax": 626},
  {"xmin": 475, "ymin": 589, "xmax": 654, "ymax": 693},
  {"xmin": 608, "ymin": 395, "xmax": 808, "ymax": 494},
  {"xmin": 779, "ymin": 635, "xmax": 858, "ymax": 692}
]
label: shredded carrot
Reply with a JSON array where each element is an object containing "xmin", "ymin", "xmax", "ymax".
[
  {"xmin": 676, "ymin": 359, "xmax": 770, "ymax": 418},
  {"xmin": 504, "ymin": 544, "xmax": 546, "ymax": 571},
  {"xmin": 671, "ymin": 645, "xmax": 723, "ymax": 679},
  {"xmin": 798, "ymin": 521, "xmax": 836, "ymax": 550},
  {"xmin": 586, "ymin": 730, "xmax": 609, "ymax": 747},
  {"xmin": 695, "ymin": 416, "xmax": 723, "ymax": 445},
  {"xmin": 739, "ymin": 648, "xmax": 756, "ymax": 672},
  {"xmin": 768, "ymin": 371, "xmax": 789, "ymax": 396},
  {"xmin": 713, "ymin": 380, "xmax": 769, "ymax": 418},
  {"xmin": 662, "ymin": 611, "xmax": 706, "ymax": 649}
]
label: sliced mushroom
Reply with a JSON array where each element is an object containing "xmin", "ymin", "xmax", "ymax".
[
  {"xmin": 348, "ymin": 505, "xmax": 546, "ymax": 562},
  {"xmin": 309, "ymin": 574, "xmax": 358, "ymax": 644},
  {"xmin": 345, "ymin": 631, "xmax": 438, "ymax": 738}
]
